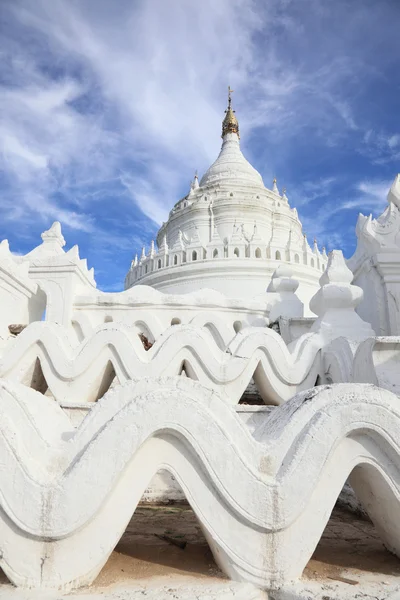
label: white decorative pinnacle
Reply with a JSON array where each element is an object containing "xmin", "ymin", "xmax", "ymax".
[
  {"xmin": 159, "ymin": 234, "xmax": 168, "ymax": 254},
  {"xmin": 310, "ymin": 250, "xmax": 375, "ymax": 342},
  {"xmin": 387, "ymin": 174, "xmax": 400, "ymax": 209},
  {"xmin": 41, "ymin": 222, "xmax": 66, "ymax": 247},
  {"xmin": 267, "ymin": 265, "xmax": 303, "ymax": 320},
  {"xmin": 149, "ymin": 240, "xmax": 155, "ymax": 258},
  {"xmin": 272, "ymin": 178, "xmax": 279, "ymax": 194}
]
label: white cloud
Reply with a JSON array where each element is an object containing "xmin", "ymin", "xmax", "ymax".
[
  {"xmin": 3, "ymin": 0, "xmax": 385, "ymax": 231},
  {"xmin": 388, "ymin": 134, "xmax": 400, "ymax": 149},
  {"xmin": 349, "ymin": 180, "xmax": 390, "ymax": 213}
]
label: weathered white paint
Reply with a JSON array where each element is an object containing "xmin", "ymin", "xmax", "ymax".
[{"xmin": 0, "ymin": 379, "xmax": 398, "ymax": 591}]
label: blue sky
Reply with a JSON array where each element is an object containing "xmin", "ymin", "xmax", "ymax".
[{"xmin": 1, "ymin": 0, "xmax": 399, "ymax": 291}]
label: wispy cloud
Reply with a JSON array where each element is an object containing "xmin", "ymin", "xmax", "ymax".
[{"xmin": 0, "ymin": 0, "xmax": 399, "ymax": 287}]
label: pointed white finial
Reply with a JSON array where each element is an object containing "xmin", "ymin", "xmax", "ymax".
[
  {"xmin": 140, "ymin": 247, "xmax": 146, "ymax": 261},
  {"xmin": 149, "ymin": 240, "xmax": 155, "ymax": 258},
  {"xmin": 281, "ymin": 187, "xmax": 288, "ymax": 201},
  {"xmin": 272, "ymin": 178, "xmax": 279, "ymax": 194},
  {"xmin": 310, "ymin": 250, "xmax": 375, "ymax": 342},
  {"xmin": 41, "ymin": 221, "xmax": 66, "ymax": 247}
]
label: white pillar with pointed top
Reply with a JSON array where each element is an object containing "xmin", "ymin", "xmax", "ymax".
[{"xmin": 310, "ymin": 250, "xmax": 375, "ymax": 343}]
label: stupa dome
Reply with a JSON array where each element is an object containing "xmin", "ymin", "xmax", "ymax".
[
  {"xmin": 200, "ymin": 132, "xmax": 264, "ymax": 188},
  {"xmin": 125, "ymin": 88, "xmax": 326, "ymax": 315}
]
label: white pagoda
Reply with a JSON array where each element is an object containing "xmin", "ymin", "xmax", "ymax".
[{"xmin": 125, "ymin": 90, "xmax": 327, "ymax": 313}]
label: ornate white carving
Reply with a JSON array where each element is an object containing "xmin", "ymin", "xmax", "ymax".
[{"xmin": 348, "ymin": 174, "xmax": 400, "ymax": 335}]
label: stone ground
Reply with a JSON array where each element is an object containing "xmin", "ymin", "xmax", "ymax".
[{"xmin": 1, "ymin": 504, "xmax": 400, "ymax": 600}]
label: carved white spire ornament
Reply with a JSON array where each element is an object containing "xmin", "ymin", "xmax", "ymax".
[{"xmin": 310, "ymin": 250, "xmax": 375, "ymax": 342}]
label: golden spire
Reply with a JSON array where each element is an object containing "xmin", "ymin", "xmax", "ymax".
[{"xmin": 222, "ymin": 85, "xmax": 240, "ymax": 138}]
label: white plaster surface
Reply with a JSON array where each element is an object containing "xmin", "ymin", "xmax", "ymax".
[
  {"xmin": 0, "ymin": 319, "xmax": 323, "ymax": 406},
  {"xmin": 0, "ymin": 378, "xmax": 399, "ymax": 591},
  {"xmin": 0, "ymin": 581, "xmax": 266, "ymax": 600},
  {"xmin": 125, "ymin": 128, "xmax": 327, "ymax": 314},
  {"xmin": 0, "ymin": 129, "xmax": 399, "ymax": 598},
  {"xmin": 349, "ymin": 173, "xmax": 400, "ymax": 335},
  {"xmin": 1, "ymin": 575, "xmax": 399, "ymax": 600}
]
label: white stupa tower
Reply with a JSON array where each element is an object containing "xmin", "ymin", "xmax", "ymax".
[{"xmin": 125, "ymin": 88, "xmax": 325, "ymax": 312}]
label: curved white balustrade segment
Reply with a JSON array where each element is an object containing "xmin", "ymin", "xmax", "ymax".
[
  {"xmin": 0, "ymin": 379, "xmax": 398, "ymax": 590},
  {"xmin": 0, "ymin": 321, "xmax": 323, "ymax": 405}
]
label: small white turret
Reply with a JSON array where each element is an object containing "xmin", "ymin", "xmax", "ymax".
[
  {"xmin": 310, "ymin": 250, "xmax": 375, "ymax": 343},
  {"xmin": 149, "ymin": 240, "xmax": 155, "ymax": 259}
]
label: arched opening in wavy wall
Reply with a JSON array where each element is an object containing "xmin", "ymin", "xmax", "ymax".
[
  {"xmin": 94, "ymin": 470, "xmax": 222, "ymax": 587},
  {"xmin": 238, "ymin": 378, "xmax": 266, "ymax": 405},
  {"xmin": 94, "ymin": 360, "xmax": 119, "ymax": 402},
  {"xmin": 71, "ymin": 319, "xmax": 85, "ymax": 343},
  {"xmin": 303, "ymin": 464, "xmax": 400, "ymax": 584},
  {"xmin": 132, "ymin": 321, "xmax": 155, "ymax": 348},
  {"xmin": 21, "ymin": 356, "xmax": 52, "ymax": 397},
  {"xmin": 178, "ymin": 360, "xmax": 197, "ymax": 380}
]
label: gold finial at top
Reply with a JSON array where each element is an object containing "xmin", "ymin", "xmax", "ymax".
[{"xmin": 222, "ymin": 85, "xmax": 239, "ymax": 139}]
